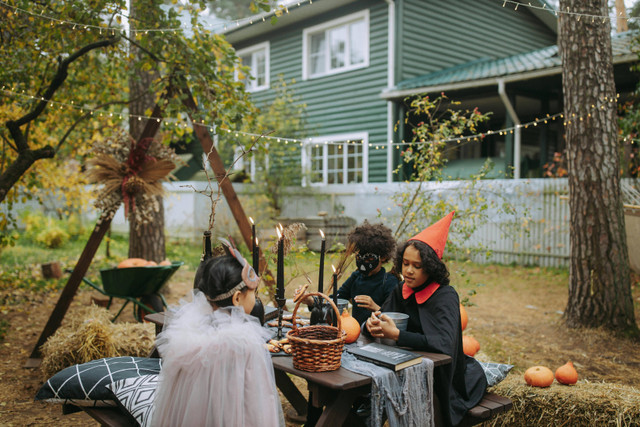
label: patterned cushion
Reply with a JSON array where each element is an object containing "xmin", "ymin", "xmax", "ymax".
[
  {"xmin": 478, "ymin": 361, "xmax": 514, "ymax": 387},
  {"xmin": 35, "ymin": 357, "xmax": 162, "ymax": 406},
  {"xmin": 108, "ymin": 374, "xmax": 158, "ymax": 427}
]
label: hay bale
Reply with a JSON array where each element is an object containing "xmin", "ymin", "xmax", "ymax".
[
  {"xmin": 40, "ymin": 304, "xmax": 155, "ymax": 378},
  {"xmin": 486, "ymin": 373, "xmax": 640, "ymax": 426}
]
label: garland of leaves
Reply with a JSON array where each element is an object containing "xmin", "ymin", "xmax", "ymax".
[{"xmin": 87, "ymin": 130, "xmax": 177, "ymax": 233}]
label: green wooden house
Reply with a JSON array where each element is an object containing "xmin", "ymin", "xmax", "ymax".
[{"xmin": 222, "ymin": 0, "xmax": 637, "ymax": 183}]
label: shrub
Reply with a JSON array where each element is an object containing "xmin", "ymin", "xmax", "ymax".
[{"xmin": 36, "ymin": 227, "xmax": 70, "ymax": 249}]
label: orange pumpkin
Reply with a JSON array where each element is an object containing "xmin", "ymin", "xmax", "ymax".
[
  {"xmin": 159, "ymin": 259, "xmax": 172, "ymax": 266},
  {"xmin": 460, "ymin": 304, "xmax": 468, "ymax": 331},
  {"xmin": 146, "ymin": 260, "xmax": 158, "ymax": 266},
  {"xmin": 524, "ymin": 366, "xmax": 554, "ymax": 387},
  {"xmin": 555, "ymin": 361, "xmax": 578, "ymax": 385},
  {"xmin": 117, "ymin": 258, "xmax": 149, "ymax": 268},
  {"xmin": 340, "ymin": 309, "xmax": 361, "ymax": 344},
  {"xmin": 462, "ymin": 335, "xmax": 480, "ymax": 356}
]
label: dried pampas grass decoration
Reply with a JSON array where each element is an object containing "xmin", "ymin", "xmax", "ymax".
[
  {"xmin": 271, "ymin": 222, "xmax": 307, "ymax": 256},
  {"xmin": 86, "ymin": 129, "xmax": 177, "ymax": 233},
  {"xmin": 40, "ymin": 304, "xmax": 155, "ymax": 378}
]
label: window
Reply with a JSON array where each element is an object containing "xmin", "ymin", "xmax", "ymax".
[
  {"xmin": 303, "ymin": 133, "xmax": 368, "ymax": 185},
  {"xmin": 303, "ymin": 10, "xmax": 369, "ymax": 80},
  {"xmin": 236, "ymin": 42, "xmax": 270, "ymax": 91}
]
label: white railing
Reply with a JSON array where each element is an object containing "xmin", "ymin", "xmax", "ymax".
[{"xmin": 12, "ymin": 178, "xmax": 639, "ymax": 269}]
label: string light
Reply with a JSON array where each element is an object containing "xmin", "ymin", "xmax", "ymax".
[
  {"xmin": 500, "ymin": 0, "xmax": 633, "ymax": 23},
  {"xmin": 0, "ymin": 0, "xmax": 316, "ymax": 36},
  {"xmin": 0, "ymin": 87, "xmax": 620, "ymax": 148}
]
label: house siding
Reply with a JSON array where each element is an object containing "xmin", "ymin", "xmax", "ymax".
[
  {"xmin": 234, "ymin": 2, "xmax": 391, "ymax": 183},
  {"xmin": 398, "ymin": 0, "xmax": 557, "ymax": 81}
]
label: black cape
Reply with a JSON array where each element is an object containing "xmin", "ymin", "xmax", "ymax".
[{"xmin": 380, "ymin": 283, "xmax": 487, "ymax": 426}]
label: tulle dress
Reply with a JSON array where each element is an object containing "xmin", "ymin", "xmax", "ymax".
[{"xmin": 152, "ymin": 291, "xmax": 284, "ymax": 427}]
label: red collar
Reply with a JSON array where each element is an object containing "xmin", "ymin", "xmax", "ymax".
[{"xmin": 402, "ymin": 282, "xmax": 440, "ymax": 304}]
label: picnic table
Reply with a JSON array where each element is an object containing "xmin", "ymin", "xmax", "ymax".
[{"xmin": 63, "ymin": 311, "xmax": 511, "ymax": 426}]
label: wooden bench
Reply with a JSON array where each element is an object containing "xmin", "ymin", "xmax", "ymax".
[
  {"xmin": 459, "ymin": 392, "xmax": 513, "ymax": 426},
  {"xmin": 62, "ymin": 403, "xmax": 137, "ymax": 427},
  {"xmin": 67, "ymin": 391, "xmax": 513, "ymax": 426}
]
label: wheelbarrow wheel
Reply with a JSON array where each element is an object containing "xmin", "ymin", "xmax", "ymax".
[{"xmin": 136, "ymin": 294, "xmax": 165, "ymax": 322}]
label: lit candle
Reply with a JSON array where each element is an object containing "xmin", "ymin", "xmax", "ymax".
[
  {"xmin": 331, "ymin": 265, "xmax": 338, "ymax": 306},
  {"xmin": 276, "ymin": 225, "xmax": 284, "ymax": 299},
  {"xmin": 253, "ymin": 237, "xmax": 260, "ymax": 274},
  {"xmin": 318, "ymin": 229, "xmax": 325, "ymax": 294}
]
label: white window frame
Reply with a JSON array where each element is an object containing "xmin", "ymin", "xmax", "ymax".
[
  {"xmin": 302, "ymin": 132, "xmax": 369, "ymax": 186},
  {"xmin": 236, "ymin": 42, "xmax": 270, "ymax": 92},
  {"xmin": 302, "ymin": 10, "xmax": 369, "ymax": 80}
]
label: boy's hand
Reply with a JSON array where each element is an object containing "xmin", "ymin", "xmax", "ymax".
[
  {"xmin": 366, "ymin": 311, "xmax": 400, "ymax": 341},
  {"xmin": 354, "ymin": 295, "xmax": 380, "ymax": 312}
]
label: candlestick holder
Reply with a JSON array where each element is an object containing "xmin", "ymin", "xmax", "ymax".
[{"xmin": 275, "ymin": 296, "xmax": 287, "ymax": 339}]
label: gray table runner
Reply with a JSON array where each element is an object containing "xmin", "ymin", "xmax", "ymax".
[{"xmin": 341, "ymin": 349, "xmax": 434, "ymax": 427}]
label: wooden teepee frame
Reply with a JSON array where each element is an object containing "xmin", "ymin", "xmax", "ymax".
[{"xmin": 26, "ymin": 83, "xmax": 271, "ymax": 367}]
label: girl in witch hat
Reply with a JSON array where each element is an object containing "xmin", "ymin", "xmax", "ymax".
[{"xmin": 365, "ymin": 212, "xmax": 487, "ymax": 427}]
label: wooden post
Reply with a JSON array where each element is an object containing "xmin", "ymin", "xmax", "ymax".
[
  {"xmin": 25, "ymin": 101, "xmax": 166, "ymax": 367},
  {"xmin": 25, "ymin": 219, "xmax": 112, "ymax": 366},
  {"xmin": 179, "ymin": 86, "xmax": 273, "ymax": 282}
]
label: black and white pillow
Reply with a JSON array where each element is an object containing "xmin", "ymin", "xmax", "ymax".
[
  {"xmin": 478, "ymin": 361, "xmax": 513, "ymax": 387},
  {"xmin": 108, "ymin": 374, "xmax": 158, "ymax": 427},
  {"xmin": 35, "ymin": 356, "xmax": 162, "ymax": 407}
]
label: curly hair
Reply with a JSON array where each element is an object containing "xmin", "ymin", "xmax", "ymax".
[
  {"xmin": 394, "ymin": 240, "xmax": 450, "ymax": 286},
  {"xmin": 348, "ymin": 221, "xmax": 396, "ymax": 261}
]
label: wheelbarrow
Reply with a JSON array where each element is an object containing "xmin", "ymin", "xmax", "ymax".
[{"xmin": 74, "ymin": 261, "xmax": 184, "ymax": 322}]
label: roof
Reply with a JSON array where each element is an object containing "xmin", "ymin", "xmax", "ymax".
[
  {"xmin": 382, "ymin": 31, "xmax": 639, "ymax": 100},
  {"xmin": 223, "ymin": 0, "xmax": 359, "ymax": 44},
  {"xmin": 224, "ymin": 0, "xmax": 557, "ymax": 44}
]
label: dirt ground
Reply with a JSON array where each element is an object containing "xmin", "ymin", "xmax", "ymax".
[{"xmin": 1, "ymin": 262, "xmax": 639, "ymax": 426}]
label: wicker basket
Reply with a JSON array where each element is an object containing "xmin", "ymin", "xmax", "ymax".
[{"xmin": 286, "ymin": 292, "xmax": 345, "ymax": 372}]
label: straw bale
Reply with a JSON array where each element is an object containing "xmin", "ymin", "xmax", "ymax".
[
  {"xmin": 486, "ymin": 373, "xmax": 640, "ymax": 426},
  {"xmin": 40, "ymin": 304, "xmax": 155, "ymax": 378}
]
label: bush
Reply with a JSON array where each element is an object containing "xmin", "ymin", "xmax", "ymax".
[
  {"xmin": 36, "ymin": 227, "xmax": 70, "ymax": 249},
  {"xmin": 19, "ymin": 210, "xmax": 86, "ymax": 248}
]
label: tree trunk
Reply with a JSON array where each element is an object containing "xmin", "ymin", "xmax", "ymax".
[
  {"xmin": 127, "ymin": 1, "xmax": 165, "ymax": 263},
  {"xmin": 559, "ymin": 0, "xmax": 638, "ymax": 335},
  {"xmin": 615, "ymin": 0, "xmax": 629, "ymax": 33}
]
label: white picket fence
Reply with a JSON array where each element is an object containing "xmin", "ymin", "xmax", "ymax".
[{"xmin": 15, "ymin": 178, "xmax": 639, "ymax": 269}]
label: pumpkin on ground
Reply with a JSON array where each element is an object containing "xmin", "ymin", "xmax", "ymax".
[
  {"xmin": 460, "ymin": 304, "xmax": 468, "ymax": 331},
  {"xmin": 555, "ymin": 361, "xmax": 578, "ymax": 385},
  {"xmin": 524, "ymin": 366, "xmax": 555, "ymax": 387},
  {"xmin": 117, "ymin": 258, "xmax": 149, "ymax": 268},
  {"xmin": 462, "ymin": 335, "xmax": 480, "ymax": 356},
  {"xmin": 340, "ymin": 309, "xmax": 361, "ymax": 344}
]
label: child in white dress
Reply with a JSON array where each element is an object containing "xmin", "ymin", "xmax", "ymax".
[{"xmin": 152, "ymin": 244, "xmax": 284, "ymax": 427}]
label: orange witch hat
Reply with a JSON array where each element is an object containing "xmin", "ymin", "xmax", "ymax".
[{"xmin": 409, "ymin": 211, "xmax": 455, "ymax": 259}]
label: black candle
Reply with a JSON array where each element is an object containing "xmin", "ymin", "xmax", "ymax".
[
  {"xmin": 249, "ymin": 217, "xmax": 258, "ymax": 272},
  {"xmin": 276, "ymin": 225, "xmax": 284, "ymax": 299},
  {"xmin": 318, "ymin": 230, "xmax": 325, "ymax": 294},
  {"xmin": 253, "ymin": 237, "xmax": 260, "ymax": 274},
  {"xmin": 332, "ymin": 266, "xmax": 338, "ymax": 306}
]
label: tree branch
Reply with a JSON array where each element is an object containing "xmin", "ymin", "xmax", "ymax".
[
  {"xmin": 7, "ymin": 35, "xmax": 120, "ymax": 134},
  {"xmin": 55, "ymin": 94, "xmax": 150, "ymax": 152}
]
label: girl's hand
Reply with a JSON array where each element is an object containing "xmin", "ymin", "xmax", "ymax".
[
  {"xmin": 354, "ymin": 295, "xmax": 379, "ymax": 312},
  {"xmin": 366, "ymin": 312, "xmax": 400, "ymax": 341}
]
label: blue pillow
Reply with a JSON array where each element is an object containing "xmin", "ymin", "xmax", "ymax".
[{"xmin": 35, "ymin": 356, "xmax": 161, "ymax": 406}]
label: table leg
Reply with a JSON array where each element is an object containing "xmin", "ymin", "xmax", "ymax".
[
  {"xmin": 274, "ymin": 369, "xmax": 307, "ymax": 416},
  {"xmin": 315, "ymin": 389, "xmax": 362, "ymax": 427}
]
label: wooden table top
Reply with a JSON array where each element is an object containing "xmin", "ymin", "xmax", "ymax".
[{"xmin": 145, "ymin": 311, "xmax": 452, "ymax": 392}]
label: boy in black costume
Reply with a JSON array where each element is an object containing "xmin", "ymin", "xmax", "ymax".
[{"xmin": 365, "ymin": 212, "xmax": 487, "ymax": 426}]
